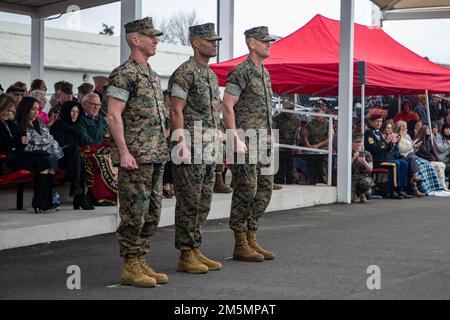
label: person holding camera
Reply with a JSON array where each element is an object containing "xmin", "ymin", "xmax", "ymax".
[{"xmin": 351, "ymin": 134, "xmax": 375, "ymax": 203}]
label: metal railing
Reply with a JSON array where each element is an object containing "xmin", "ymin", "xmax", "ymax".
[{"xmin": 272, "ymin": 97, "xmax": 337, "ymax": 186}]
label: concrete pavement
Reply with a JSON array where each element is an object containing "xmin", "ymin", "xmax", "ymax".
[{"xmin": 0, "ymin": 196, "xmax": 449, "ymax": 300}]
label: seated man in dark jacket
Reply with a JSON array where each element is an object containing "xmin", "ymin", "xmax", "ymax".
[
  {"xmin": 77, "ymin": 93, "xmax": 109, "ymax": 146},
  {"xmin": 76, "ymin": 92, "xmax": 117, "ymax": 205}
]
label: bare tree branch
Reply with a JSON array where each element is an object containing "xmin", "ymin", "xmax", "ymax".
[{"xmin": 156, "ymin": 11, "xmax": 202, "ymax": 46}]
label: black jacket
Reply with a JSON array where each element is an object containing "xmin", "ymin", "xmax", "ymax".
[
  {"xmin": 49, "ymin": 101, "xmax": 82, "ymax": 149},
  {"xmin": 0, "ymin": 120, "xmax": 22, "ymax": 155},
  {"xmin": 416, "ymin": 137, "xmax": 438, "ymax": 162},
  {"xmin": 364, "ymin": 128, "xmax": 392, "ymax": 164}
]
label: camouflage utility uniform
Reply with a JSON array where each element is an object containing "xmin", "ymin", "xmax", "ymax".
[
  {"xmin": 225, "ymin": 52, "xmax": 274, "ymax": 233},
  {"xmin": 352, "ymin": 149, "xmax": 375, "ymax": 197},
  {"xmin": 304, "ymin": 116, "xmax": 329, "ymax": 184},
  {"xmin": 273, "ymin": 101, "xmax": 301, "ymax": 184},
  {"xmin": 168, "ymin": 56, "xmax": 221, "ymax": 251},
  {"xmin": 107, "ymin": 56, "xmax": 169, "ymax": 258}
]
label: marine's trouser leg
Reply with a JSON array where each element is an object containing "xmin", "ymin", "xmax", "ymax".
[
  {"xmin": 173, "ymin": 164, "xmax": 214, "ymax": 250},
  {"xmin": 116, "ymin": 163, "xmax": 164, "ymax": 259},
  {"xmin": 230, "ymin": 162, "xmax": 273, "ymax": 233}
]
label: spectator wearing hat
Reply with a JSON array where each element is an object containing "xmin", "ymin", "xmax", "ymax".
[
  {"xmin": 77, "ymin": 83, "xmax": 94, "ymax": 108},
  {"xmin": 12, "ymin": 81, "xmax": 28, "ymax": 96},
  {"xmin": 6, "ymin": 84, "xmax": 26, "ymax": 107},
  {"xmin": 414, "ymin": 95, "xmax": 428, "ymax": 125},
  {"xmin": 365, "ymin": 113, "xmax": 410, "ymax": 199},
  {"xmin": 48, "ymin": 81, "xmax": 74, "ymax": 120},
  {"xmin": 394, "ymin": 100, "xmax": 420, "ymax": 137},
  {"xmin": 429, "ymin": 95, "xmax": 447, "ymax": 132},
  {"xmin": 351, "ymin": 134, "xmax": 375, "ymax": 203},
  {"xmin": 49, "ymin": 81, "xmax": 62, "ymax": 109},
  {"xmin": 30, "ymin": 79, "xmax": 48, "ymax": 93},
  {"xmin": 93, "ymin": 76, "xmax": 109, "ymax": 117}
]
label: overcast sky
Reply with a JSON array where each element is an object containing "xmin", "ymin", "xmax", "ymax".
[{"xmin": 1, "ymin": 0, "xmax": 450, "ymax": 64}]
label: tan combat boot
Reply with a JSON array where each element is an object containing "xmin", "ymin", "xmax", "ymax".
[
  {"xmin": 359, "ymin": 193, "xmax": 368, "ymax": 203},
  {"xmin": 177, "ymin": 250, "xmax": 209, "ymax": 274},
  {"xmin": 272, "ymin": 184, "xmax": 283, "ymax": 190},
  {"xmin": 214, "ymin": 173, "xmax": 232, "ymax": 193},
  {"xmin": 410, "ymin": 176, "xmax": 425, "ymax": 197},
  {"xmin": 138, "ymin": 255, "xmax": 168, "ymax": 284},
  {"xmin": 193, "ymin": 248, "xmax": 222, "ymax": 271},
  {"xmin": 247, "ymin": 230, "xmax": 275, "ymax": 260},
  {"xmin": 121, "ymin": 257, "xmax": 156, "ymax": 288},
  {"xmin": 233, "ymin": 232, "xmax": 264, "ymax": 262}
]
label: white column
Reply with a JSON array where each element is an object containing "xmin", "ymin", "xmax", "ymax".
[
  {"xmin": 120, "ymin": 0, "xmax": 142, "ymax": 64},
  {"xmin": 371, "ymin": 3, "xmax": 382, "ymax": 27},
  {"xmin": 328, "ymin": 117, "xmax": 333, "ymax": 186},
  {"xmin": 361, "ymin": 84, "xmax": 365, "ymax": 139},
  {"xmin": 217, "ymin": 0, "xmax": 234, "ymax": 62},
  {"xmin": 31, "ymin": 17, "xmax": 45, "ymax": 82},
  {"xmin": 425, "ymin": 90, "xmax": 433, "ymax": 136},
  {"xmin": 337, "ymin": 0, "xmax": 355, "ymax": 203}
]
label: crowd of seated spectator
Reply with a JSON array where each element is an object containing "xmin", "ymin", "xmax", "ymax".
[
  {"xmin": 0, "ymin": 77, "xmax": 118, "ymax": 212},
  {"xmin": 273, "ymin": 93, "xmax": 450, "ymax": 202}
]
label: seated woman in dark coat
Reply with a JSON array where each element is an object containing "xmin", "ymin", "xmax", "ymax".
[
  {"xmin": 50, "ymin": 101, "xmax": 94, "ymax": 210},
  {"xmin": 0, "ymin": 94, "xmax": 57, "ymax": 213}
]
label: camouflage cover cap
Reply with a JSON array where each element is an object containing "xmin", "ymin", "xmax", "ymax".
[
  {"xmin": 189, "ymin": 23, "xmax": 222, "ymax": 41},
  {"xmin": 77, "ymin": 82, "xmax": 94, "ymax": 94},
  {"xmin": 124, "ymin": 17, "xmax": 163, "ymax": 36},
  {"xmin": 244, "ymin": 26, "xmax": 275, "ymax": 42},
  {"xmin": 313, "ymin": 103, "xmax": 325, "ymax": 113},
  {"xmin": 353, "ymin": 134, "xmax": 363, "ymax": 142},
  {"xmin": 59, "ymin": 81, "xmax": 73, "ymax": 94}
]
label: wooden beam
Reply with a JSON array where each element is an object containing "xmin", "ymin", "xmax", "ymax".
[
  {"xmin": 0, "ymin": 2, "xmax": 37, "ymax": 17},
  {"xmin": 36, "ymin": 0, "xmax": 119, "ymax": 18}
]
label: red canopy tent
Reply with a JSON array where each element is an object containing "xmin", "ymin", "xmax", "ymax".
[{"xmin": 210, "ymin": 14, "xmax": 450, "ymax": 95}]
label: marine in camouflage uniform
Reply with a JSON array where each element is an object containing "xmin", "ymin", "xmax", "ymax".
[
  {"xmin": 273, "ymin": 99, "xmax": 301, "ymax": 184},
  {"xmin": 107, "ymin": 17, "xmax": 169, "ymax": 287},
  {"xmin": 303, "ymin": 106, "xmax": 329, "ymax": 184},
  {"xmin": 168, "ymin": 23, "xmax": 222, "ymax": 273},
  {"xmin": 222, "ymin": 26, "xmax": 276, "ymax": 262},
  {"xmin": 351, "ymin": 134, "xmax": 375, "ymax": 203}
]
